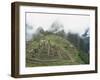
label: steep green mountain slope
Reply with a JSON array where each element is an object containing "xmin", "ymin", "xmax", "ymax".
[{"xmin": 26, "ymin": 34, "xmax": 84, "ymax": 67}]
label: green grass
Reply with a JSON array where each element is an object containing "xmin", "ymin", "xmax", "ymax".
[{"xmin": 26, "ymin": 34, "xmax": 86, "ymax": 67}]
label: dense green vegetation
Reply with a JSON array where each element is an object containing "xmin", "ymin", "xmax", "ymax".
[{"xmin": 26, "ymin": 21, "xmax": 89, "ymax": 67}]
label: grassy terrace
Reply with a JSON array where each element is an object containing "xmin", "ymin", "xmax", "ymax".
[{"xmin": 26, "ymin": 34, "xmax": 84, "ymax": 67}]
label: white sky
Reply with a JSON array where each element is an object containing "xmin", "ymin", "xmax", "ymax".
[{"xmin": 26, "ymin": 12, "xmax": 90, "ymax": 35}]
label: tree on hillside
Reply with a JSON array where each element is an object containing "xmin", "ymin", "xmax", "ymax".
[
  {"xmin": 56, "ymin": 29, "xmax": 66, "ymax": 38},
  {"xmin": 82, "ymin": 28, "xmax": 89, "ymax": 37},
  {"xmin": 81, "ymin": 28, "xmax": 90, "ymax": 53},
  {"xmin": 67, "ymin": 32, "xmax": 80, "ymax": 48}
]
